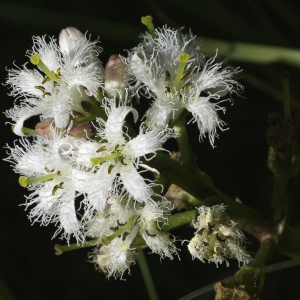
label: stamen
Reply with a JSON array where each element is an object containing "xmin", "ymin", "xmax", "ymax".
[
  {"xmin": 182, "ymin": 82, "xmax": 192, "ymax": 92},
  {"xmin": 165, "ymin": 70, "xmax": 171, "ymax": 82},
  {"xmin": 30, "ymin": 54, "xmax": 61, "ymax": 83},
  {"xmin": 141, "ymin": 15, "xmax": 157, "ymax": 39},
  {"xmin": 108, "ymin": 164, "xmax": 115, "ymax": 174},
  {"xmin": 117, "ymin": 220, "xmax": 127, "ymax": 226},
  {"xmin": 122, "ymin": 231, "xmax": 130, "ymax": 241},
  {"xmin": 170, "ymin": 52, "xmax": 191, "ymax": 94},
  {"xmin": 181, "ymin": 72, "xmax": 190, "ymax": 82},
  {"xmin": 196, "ymin": 228, "xmax": 205, "ymax": 235},
  {"xmin": 52, "ymin": 182, "xmax": 64, "ymax": 195},
  {"xmin": 45, "ymin": 167, "xmax": 54, "ymax": 173},
  {"xmin": 216, "ymin": 233, "xmax": 226, "ymax": 243},
  {"xmin": 34, "ymin": 86, "xmax": 51, "ymax": 98},
  {"xmin": 113, "ymin": 144, "xmax": 120, "ymax": 152},
  {"xmin": 110, "ymin": 226, "xmax": 118, "ymax": 232},
  {"xmin": 19, "ymin": 171, "xmax": 61, "ymax": 188},
  {"xmin": 96, "ymin": 146, "xmax": 107, "ymax": 153},
  {"xmin": 145, "ymin": 229, "xmax": 157, "ymax": 237},
  {"xmin": 120, "ymin": 158, "xmax": 127, "ymax": 166}
]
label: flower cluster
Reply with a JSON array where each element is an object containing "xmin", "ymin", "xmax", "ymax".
[
  {"xmin": 188, "ymin": 205, "xmax": 252, "ymax": 266},
  {"xmin": 4, "ymin": 21, "xmax": 248, "ymax": 279}
]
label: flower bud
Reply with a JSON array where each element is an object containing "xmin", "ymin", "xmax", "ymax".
[
  {"xmin": 267, "ymin": 112, "xmax": 300, "ymax": 178},
  {"xmin": 59, "ymin": 27, "xmax": 85, "ymax": 52},
  {"xmin": 68, "ymin": 123, "xmax": 96, "ymax": 139},
  {"xmin": 35, "ymin": 118, "xmax": 55, "ymax": 139},
  {"xmin": 105, "ymin": 54, "xmax": 129, "ymax": 98}
]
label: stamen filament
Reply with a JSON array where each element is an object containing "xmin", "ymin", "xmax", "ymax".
[
  {"xmin": 141, "ymin": 16, "xmax": 157, "ymax": 39},
  {"xmin": 90, "ymin": 152, "xmax": 123, "ymax": 166},
  {"xmin": 11, "ymin": 125, "xmax": 36, "ymax": 136},
  {"xmin": 30, "ymin": 54, "xmax": 61, "ymax": 83},
  {"xmin": 170, "ymin": 52, "xmax": 191, "ymax": 94},
  {"xmin": 19, "ymin": 171, "xmax": 61, "ymax": 187},
  {"xmin": 54, "ymin": 239, "xmax": 98, "ymax": 255}
]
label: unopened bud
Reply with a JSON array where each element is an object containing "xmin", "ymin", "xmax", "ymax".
[
  {"xmin": 68, "ymin": 123, "xmax": 96, "ymax": 139},
  {"xmin": 81, "ymin": 101, "xmax": 92, "ymax": 114},
  {"xmin": 35, "ymin": 118, "xmax": 55, "ymax": 139},
  {"xmin": 59, "ymin": 27, "xmax": 85, "ymax": 52},
  {"xmin": 267, "ymin": 112, "xmax": 300, "ymax": 178},
  {"xmin": 105, "ymin": 54, "xmax": 128, "ymax": 98}
]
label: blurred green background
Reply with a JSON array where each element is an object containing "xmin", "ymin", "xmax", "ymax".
[{"xmin": 1, "ymin": 0, "xmax": 300, "ymax": 299}]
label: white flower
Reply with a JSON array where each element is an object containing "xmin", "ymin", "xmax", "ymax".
[
  {"xmin": 5, "ymin": 126, "xmax": 87, "ymax": 242},
  {"xmin": 124, "ymin": 27, "xmax": 243, "ymax": 146},
  {"xmin": 90, "ymin": 224, "xmax": 140, "ymax": 279},
  {"xmin": 5, "ymin": 30, "xmax": 104, "ymax": 136},
  {"xmin": 187, "ymin": 205, "xmax": 252, "ymax": 266},
  {"xmin": 74, "ymin": 96, "xmax": 176, "ymax": 219}
]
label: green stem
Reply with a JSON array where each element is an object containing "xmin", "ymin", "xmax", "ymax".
[
  {"xmin": 280, "ymin": 70, "xmax": 290, "ymax": 121},
  {"xmin": 174, "ymin": 112, "xmax": 192, "ymax": 170},
  {"xmin": 202, "ymin": 40, "xmax": 300, "ymax": 67},
  {"xmin": 11, "ymin": 125, "xmax": 36, "ymax": 135},
  {"xmin": 54, "ymin": 239, "xmax": 98, "ymax": 255},
  {"xmin": 138, "ymin": 250, "xmax": 159, "ymax": 300}
]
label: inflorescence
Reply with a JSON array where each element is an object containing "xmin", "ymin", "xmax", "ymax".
[{"xmin": 4, "ymin": 20, "xmax": 249, "ymax": 279}]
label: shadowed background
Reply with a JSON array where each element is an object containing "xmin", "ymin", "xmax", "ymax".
[{"xmin": 1, "ymin": 0, "xmax": 300, "ymax": 299}]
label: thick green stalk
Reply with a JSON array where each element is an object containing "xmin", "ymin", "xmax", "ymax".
[
  {"xmin": 54, "ymin": 239, "xmax": 98, "ymax": 255},
  {"xmin": 138, "ymin": 250, "xmax": 159, "ymax": 300},
  {"xmin": 173, "ymin": 112, "xmax": 192, "ymax": 170}
]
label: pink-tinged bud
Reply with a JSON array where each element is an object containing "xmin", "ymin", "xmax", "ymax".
[
  {"xmin": 105, "ymin": 54, "xmax": 129, "ymax": 98},
  {"xmin": 81, "ymin": 101, "xmax": 92, "ymax": 114},
  {"xmin": 68, "ymin": 123, "xmax": 96, "ymax": 139},
  {"xmin": 35, "ymin": 118, "xmax": 56, "ymax": 139},
  {"xmin": 59, "ymin": 27, "xmax": 85, "ymax": 52}
]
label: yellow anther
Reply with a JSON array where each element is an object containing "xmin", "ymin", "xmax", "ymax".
[
  {"xmin": 182, "ymin": 82, "xmax": 192, "ymax": 92},
  {"xmin": 114, "ymin": 144, "xmax": 120, "ymax": 152},
  {"xmin": 120, "ymin": 158, "xmax": 127, "ymax": 166},
  {"xmin": 108, "ymin": 164, "xmax": 115, "ymax": 174},
  {"xmin": 165, "ymin": 70, "xmax": 171, "ymax": 82},
  {"xmin": 181, "ymin": 72, "xmax": 190, "ymax": 82},
  {"xmin": 96, "ymin": 146, "xmax": 107, "ymax": 153},
  {"xmin": 52, "ymin": 182, "xmax": 64, "ymax": 195}
]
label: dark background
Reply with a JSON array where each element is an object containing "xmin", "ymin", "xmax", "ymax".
[{"xmin": 1, "ymin": 0, "xmax": 300, "ymax": 299}]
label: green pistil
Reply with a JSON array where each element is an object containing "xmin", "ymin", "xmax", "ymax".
[
  {"xmin": 11, "ymin": 125, "xmax": 36, "ymax": 136},
  {"xmin": 90, "ymin": 152, "xmax": 123, "ymax": 166},
  {"xmin": 30, "ymin": 54, "xmax": 61, "ymax": 83},
  {"xmin": 141, "ymin": 16, "xmax": 157, "ymax": 39},
  {"xmin": 170, "ymin": 52, "xmax": 191, "ymax": 94},
  {"xmin": 208, "ymin": 232, "xmax": 216, "ymax": 252},
  {"xmin": 19, "ymin": 171, "xmax": 61, "ymax": 187},
  {"xmin": 100, "ymin": 215, "xmax": 137, "ymax": 245}
]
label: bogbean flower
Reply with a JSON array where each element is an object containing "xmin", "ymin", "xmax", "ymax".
[
  {"xmin": 124, "ymin": 26, "xmax": 243, "ymax": 146},
  {"xmin": 89, "ymin": 224, "xmax": 140, "ymax": 279},
  {"xmin": 187, "ymin": 205, "xmax": 252, "ymax": 266},
  {"xmin": 5, "ymin": 27, "xmax": 104, "ymax": 136},
  {"xmin": 138, "ymin": 201, "xmax": 179, "ymax": 259},
  {"xmin": 5, "ymin": 126, "xmax": 86, "ymax": 242},
  {"xmin": 74, "ymin": 96, "xmax": 177, "ymax": 219}
]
